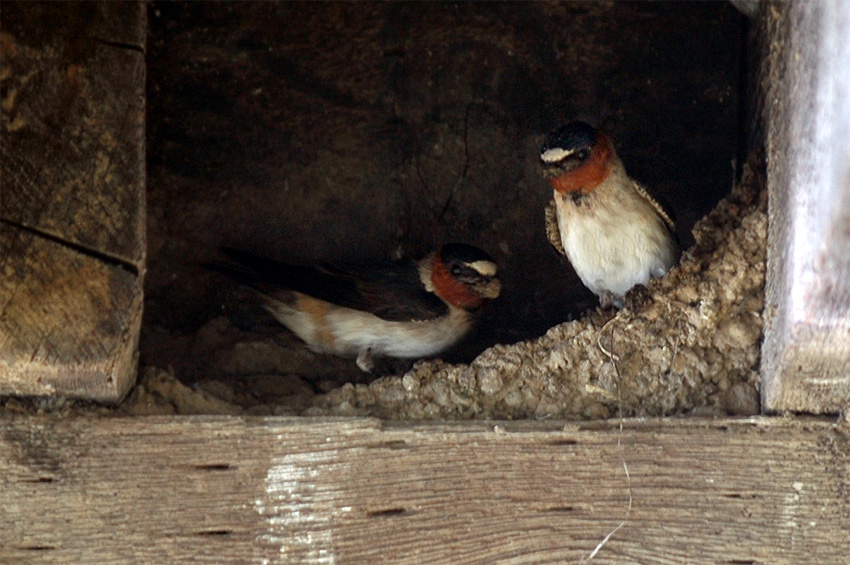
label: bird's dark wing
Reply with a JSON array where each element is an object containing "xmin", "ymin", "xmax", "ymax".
[
  {"xmin": 545, "ymin": 199, "xmax": 567, "ymax": 256},
  {"xmin": 214, "ymin": 248, "xmax": 449, "ymax": 322}
]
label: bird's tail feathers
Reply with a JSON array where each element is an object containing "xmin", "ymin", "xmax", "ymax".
[{"xmin": 207, "ymin": 248, "xmax": 300, "ymax": 304}]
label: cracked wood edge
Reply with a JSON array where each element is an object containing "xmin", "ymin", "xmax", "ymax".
[
  {"xmin": 0, "ymin": 1, "xmax": 145, "ymax": 401},
  {"xmin": 1, "ymin": 416, "xmax": 848, "ymax": 564}
]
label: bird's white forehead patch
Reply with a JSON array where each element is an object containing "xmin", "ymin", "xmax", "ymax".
[
  {"xmin": 540, "ymin": 147, "xmax": 575, "ymax": 163},
  {"xmin": 468, "ymin": 260, "xmax": 497, "ymax": 277}
]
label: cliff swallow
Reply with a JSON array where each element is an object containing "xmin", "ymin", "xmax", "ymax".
[
  {"xmin": 215, "ymin": 244, "xmax": 501, "ymax": 371},
  {"xmin": 540, "ymin": 121, "xmax": 678, "ymax": 308}
]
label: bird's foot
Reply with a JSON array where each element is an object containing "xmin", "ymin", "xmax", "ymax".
[
  {"xmin": 356, "ymin": 349, "xmax": 375, "ymax": 372},
  {"xmin": 598, "ymin": 292, "xmax": 623, "ymax": 310}
]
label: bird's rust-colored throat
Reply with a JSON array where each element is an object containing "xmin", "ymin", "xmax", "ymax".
[
  {"xmin": 430, "ymin": 255, "xmax": 485, "ymax": 311},
  {"xmin": 550, "ymin": 132, "xmax": 613, "ymax": 195}
]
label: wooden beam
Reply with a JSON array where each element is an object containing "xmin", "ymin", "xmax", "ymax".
[
  {"xmin": 1, "ymin": 416, "xmax": 847, "ymax": 563},
  {"xmin": 0, "ymin": 1, "xmax": 145, "ymax": 401},
  {"xmin": 0, "ymin": 230, "xmax": 142, "ymax": 399},
  {"xmin": 761, "ymin": 0, "xmax": 850, "ymax": 412}
]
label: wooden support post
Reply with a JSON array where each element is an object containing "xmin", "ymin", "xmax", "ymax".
[
  {"xmin": 761, "ymin": 0, "xmax": 850, "ymax": 413},
  {"xmin": 0, "ymin": 2, "xmax": 145, "ymax": 401},
  {"xmin": 1, "ymin": 416, "xmax": 848, "ymax": 563}
]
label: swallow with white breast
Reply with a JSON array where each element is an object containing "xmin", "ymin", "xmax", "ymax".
[
  {"xmin": 540, "ymin": 121, "xmax": 679, "ymax": 309},
  {"xmin": 214, "ymin": 244, "xmax": 501, "ymax": 371}
]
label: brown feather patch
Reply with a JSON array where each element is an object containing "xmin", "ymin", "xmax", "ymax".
[
  {"xmin": 544, "ymin": 199, "xmax": 566, "ymax": 256},
  {"xmin": 429, "ymin": 255, "xmax": 485, "ymax": 311},
  {"xmin": 295, "ymin": 294, "xmax": 336, "ymax": 348}
]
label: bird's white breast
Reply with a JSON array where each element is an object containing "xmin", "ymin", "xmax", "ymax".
[
  {"xmin": 555, "ymin": 164, "xmax": 676, "ymax": 302},
  {"xmin": 264, "ymin": 295, "xmax": 472, "ymax": 359}
]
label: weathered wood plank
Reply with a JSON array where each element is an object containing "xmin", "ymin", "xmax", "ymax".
[
  {"xmin": 0, "ymin": 229, "xmax": 142, "ymax": 400},
  {"xmin": 0, "ymin": 1, "xmax": 145, "ymax": 401},
  {"xmin": 761, "ymin": 0, "xmax": 850, "ymax": 412},
  {"xmin": 1, "ymin": 416, "xmax": 847, "ymax": 563},
  {"xmin": 0, "ymin": 1, "xmax": 145, "ymax": 265}
]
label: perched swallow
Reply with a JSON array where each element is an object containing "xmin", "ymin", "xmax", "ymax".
[
  {"xmin": 540, "ymin": 121, "xmax": 678, "ymax": 308},
  {"xmin": 215, "ymin": 244, "xmax": 501, "ymax": 371}
]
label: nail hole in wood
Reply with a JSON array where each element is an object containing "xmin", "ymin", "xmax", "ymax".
[
  {"xmin": 544, "ymin": 506, "xmax": 575, "ymax": 513},
  {"xmin": 366, "ymin": 507, "xmax": 407, "ymax": 518},
  {"xmin": 547, "ymin": 438, "xmax": 578, "ymax": 446},
  {"xmin": 194, "ymin": 464, "xmax": 233, "ymax": 471},
  {"xmin": 195, "ymin": 530, "xmax": 232, "ymax": 536},
  {"xmin": 366, "ymin": 440, "xmax": 409, "ymax": 450},
  {"xmin": 22, "ymin": 476, "xmax": 55, "ymax": 483}
]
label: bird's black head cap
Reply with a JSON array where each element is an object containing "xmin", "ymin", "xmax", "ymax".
[
  {"xmin": 541, "ymin": 121, "xmax": 598, "ymax": 154},
  {"xmin": 440, "ymin": 243, "xmax": 495, "ymax": 267}
]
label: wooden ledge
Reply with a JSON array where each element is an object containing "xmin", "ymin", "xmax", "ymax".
[{"xmin": 2, "ymin": 416, "xmax": 847, "ymax": 563}]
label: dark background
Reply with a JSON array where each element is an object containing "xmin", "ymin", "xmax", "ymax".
[{"xmin": 143, "ymin": 1, "xmax": 745, "ymax": 382}]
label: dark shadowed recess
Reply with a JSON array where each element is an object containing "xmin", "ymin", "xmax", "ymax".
[{"xmin": 144, "ymin": 1, "xmax": 744, "ymax": 382}]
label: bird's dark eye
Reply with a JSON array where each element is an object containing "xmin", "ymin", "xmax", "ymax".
[
  {"xmin": 577, "ymin": 148, "xmax": 591, "ymax": 161},
  {"xmin": 450, "ymin": 264, "xmax": 463, "ymax": 276}
]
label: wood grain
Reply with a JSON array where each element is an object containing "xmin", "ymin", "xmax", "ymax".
[
  {"xmin": 761, "ymin": 0, "xmax": 850, "ymax": 412},
  {"xmin": 0, "ymin": 229, "xmax": 142, "ymax": 399},
  {"xmin": 1, "ymin": 416, "xmax": 847, "ymax": 563},
  {"xmin": 0, "ymin": 1, "xmax": 145, "ymax": 401}
]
